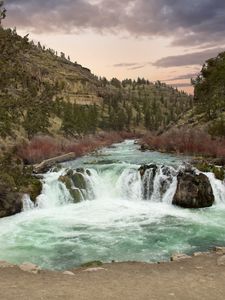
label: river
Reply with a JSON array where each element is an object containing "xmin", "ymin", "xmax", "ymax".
[{"xmin": 0, "ymin": 140, "xmax": 225, "ymax": 270}]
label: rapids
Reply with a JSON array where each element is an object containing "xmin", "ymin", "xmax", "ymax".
[{"xmin": 0, "ymin": 140, "xmax": 225, "ymax": 270}]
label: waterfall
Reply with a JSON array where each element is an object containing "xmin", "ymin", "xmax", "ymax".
[
  {"xmin": 5, "ymin": 140, "xmax": 225, "ymax": 271},
  {"xmin": 22, "ymin": 162, "xmax": 225, "ymax": 212},
  {"xmin": 22, "ymin": 194, "xmax": 34, "ymax": 211},
  {"xmin": 141, "ymin": 165, "xmax": 178, "ymax": 204},
  {"xmin": 205, "ymin": 173, "xmax": 225, "ymax": 205}
]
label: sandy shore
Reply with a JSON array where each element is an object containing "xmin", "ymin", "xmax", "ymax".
[{"xmin": 1, "ymin": 251, "xmax": 225, "ymax": 300}]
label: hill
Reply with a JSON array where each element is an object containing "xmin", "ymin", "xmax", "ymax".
[{"xmin": 0, "ymin": 26, "xmax": 193, "ymax": 146}]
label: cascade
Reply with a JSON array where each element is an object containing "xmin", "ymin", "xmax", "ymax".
[
  {"xmin": 23, "ymin": 163, "xmax": 225, "ymax": 211},
  {"xmin": 1, "ymin": 140, "xmax": 225, "ymax": 271}
]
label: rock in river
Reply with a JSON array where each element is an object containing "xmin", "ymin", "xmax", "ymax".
[
  {"xmin": 172, "ymin": 170, "xmax": 214, "ymax": 208},
  {"xmin": 0, "ymin": 179, "xmax": 23, "ymax": 218}
]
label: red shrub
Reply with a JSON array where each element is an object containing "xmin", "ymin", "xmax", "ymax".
[
  {"xmin": 16, "ymin": 131, "xmax": 142, "ymax": 164},
  {"xmin": 141, "ymin": 129, "xmax": 225, "ymax": 158}
]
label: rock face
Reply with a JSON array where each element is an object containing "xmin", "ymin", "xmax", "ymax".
[
  {"xmin": 139, "ymin": 164, "xmax": 157, "ymax": 200},
  {"xmin": 59, "ymin": 168, "xmax": 91, "ymax": 203},
  {"xmin": 0, "ymin": 180, "xmax": 23, "ymax": 218},
  {"xmin": 173, "ymin": 170, "xmax": 214, "ymax": 208}
]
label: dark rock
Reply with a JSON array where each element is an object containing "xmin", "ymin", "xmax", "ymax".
[
  {"xmin": 76, "ymin": 168, "xmax": 85, "ymax": 174},
  {"xmin": 59, "ymin": 175, "xmax": 73, "ymax": 190},
  {"xmin": 51, "ymin": 164, "xmax": 62, "ymax": 172},
  {"xmin": 21, "ymin": 179, "xmax": 42, "ymax": 202},
  {"xmin": 86, "ymin": 170, "xmax": 91, "ymax": 176},
  {"xmin": 59, "ymin": 175, "xmax": 82, "ymax": 203},
  {"xmin": 70, "ymin": 188, "xmax": 83, "ymax": 203},
  {"xmin": 71, "ymin": 173, "xmax": 87, "ymax": 190},
  {"xmin": 58, "ymin": 170, "xmax": 87, "ymax": 203},
  {"xmin": 139, "ymin": 164, "xmax": 158, "ymax": 200},
  {"xmin": 173, "ymin": 171, "xmax": 214, "ymax": 208},
  {"xmin": 140, "ymin": 144, "xmax": 149, "ymax": 151},
  {"xmin": 139, "ymin": 164, "xmax": 157, "ymax": 177},
  {"xmin": 0, "ymin": 180, "xmax": 23, "ymax": 218}
]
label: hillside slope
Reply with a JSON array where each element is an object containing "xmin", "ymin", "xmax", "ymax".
[{"xmin": 0, "ymin": 26, "xmax": 193, "ymax": 144}]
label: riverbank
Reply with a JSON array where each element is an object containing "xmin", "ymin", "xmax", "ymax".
[
  {"xmin": 1, "ymin": 249, "xmax": 225, "ymax": 300},
  {"xmin": 140, "ymin": 128, "xmax": 225, "ymax": 164}
]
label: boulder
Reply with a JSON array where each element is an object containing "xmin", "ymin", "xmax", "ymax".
[
  {"xmin": 139, "ymin": 164, "xmax": 157, "ymax": 177},
  {"xmin": 58, "ymin": 169, "xmax": 87, "ymax": 203},
  {"xmin": 170, "ymin": 253, "xmax": 191, "ymax": 261},
  {"xmin": 19, "ymin": 262, "xmax": 41, "ymax": 274},
  {"xmin": 173, "ymin": 171, "xmax": 214, "ymax": 208},
  {"xmin": 217, "ymin": 255, "xmax": 225, "ymax": 266},
  {"xmin": 71, "ymin": 172, "xmax": 87, "ymax": 190},
  {"xmin": 0, "ymin": 180, "xmax": 23, "ymax": 218},
  {"xmin": 63, "ymin": 271, "xmax": 75, "ymax": 276},
  {"xmin": 70, "ymin": 188, "xmax": 83, "ymax": 203},
  {"xmin": 139, "ymin": 164, "xmax": 157, "ymax": 200},
  {"xmin": 83, "ymin": 267, "xmax": 106, "ymax": 272},
  {"xmin": 214, "ymin": 247, "xmax": 225, "ymax": 255},
  {"xmin": 140, "ymin": 144, "xmax": 149, "ymax": 151},
  {"xmin": 0, "ymin": 261, "xmax": 15, "ymax": 268}
]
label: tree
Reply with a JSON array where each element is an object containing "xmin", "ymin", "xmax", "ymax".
[
  {"xmin": 0, "ymin": 1, "xmax": 6, "ymax": 25},
  {"xmin": 192, "ymin": 52, "xmax": 225, "ymax": 120}
]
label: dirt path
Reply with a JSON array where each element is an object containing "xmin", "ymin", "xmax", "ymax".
[{"xmin": 1, "ymin": 252, "xmax": 225, "ymax": 300}]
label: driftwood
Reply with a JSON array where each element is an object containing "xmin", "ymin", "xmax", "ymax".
[{"xmin": 33, "ymin": 152, "xmax": 76, "ymax": 173}]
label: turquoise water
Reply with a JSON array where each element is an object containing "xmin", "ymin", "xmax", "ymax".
[{"xmin": 0, "ymin": 140, "xmax": 225, "ymax": 270}]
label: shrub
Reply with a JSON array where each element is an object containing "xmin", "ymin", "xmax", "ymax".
[{"xmin": 141, "ymin": 128, "xmax": 225, "ymax": 159}]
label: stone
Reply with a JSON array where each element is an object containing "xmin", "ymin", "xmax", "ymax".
[
  {"xmin": 63, "ymin": 271, "xmax": 75, "ymax": 276},
  {"xmin": 214, "ymin": 247, "xmax": 225, "ymax": 254},
  {"xmin": 83, "ymin": 267, "xmax": 106, "ymax": 272},
  {"xmin": 140, "ymin": 144, "xmax": 149, "ymax": 151},
  {"xmin": 192, "ymin": 252, "xmax": 211, "ymax": 257},
  {"xmin": 0, "ymin": 260, "xmax": 15, "ymax": 268},
  {"xmin": 217, "ymin": 255, "xmax": 225, "ymax": 266},
  {"xmin": 170, "ymin": 253, "xmax": 192, "ymax": 262},
  {"xmin": 19, "ymin": 262, "xmax": 41, "ymax": 274},
  {"xmin": 70, "ymin": 188, "xmax": 83, "ymax": 203},
  {"xmin": 138, "ymin": 164, "xmax": 157, "ymax": 177},
  {"xmin": 71, "ymin": 172, "xmax": 87, "ymax": 190},
  {"xmin": 76, "ymin": 168, "xmax": 85, "ymax": 174},
  {"xmin": 172, "ymin": 171, "xmax": 214, "ymax": 208},
  {"xmin": 86, "ymin": 170, "xmax": 91, "ymax": 176},
  {"xmin": 0, "ymin": 179, "xmax": 23, "ymax": 218}
]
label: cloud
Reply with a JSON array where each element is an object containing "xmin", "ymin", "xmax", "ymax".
[
  {"xmin": 113, "ymin": 62, "xmax": 147, "ymax": 70},
  {"xmin": 163, "ymin": 73, "xmax": 197, "ymax": 82},
  {"xmin": 128, "ymin": 64, "xmax": 146, "ymax": 70},
  {"xmin": 152, "ymin": 48, "xmax": 225, "ymax": 68},
  {"xmin": 113, "ymin": 62, "xmax": 139, "ymax": 67},
  {"xmin": 169, "ymin": 83, "xmax": 192, "ymax": 88},
  {"xmin": 4, "ymin": 0, "xmax": 225, "ymax": 47}
]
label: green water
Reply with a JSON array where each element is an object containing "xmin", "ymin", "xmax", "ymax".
[{"xmin": 0, "ymin": 140, "xmax": 224, "ymax": 270}]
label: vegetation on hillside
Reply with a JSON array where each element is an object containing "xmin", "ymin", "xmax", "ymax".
[
  {"xmin": 0, "ymin": 22, "xmax": 193, "ymax": 143},
  {"xmin": 192, "ymin": 51, "xmax": 225, "ymax": 137}
]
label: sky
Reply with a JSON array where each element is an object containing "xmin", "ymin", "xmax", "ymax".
[{"xmin": 3, "ymin": 0, "xmax": 225, "ymax": 94}]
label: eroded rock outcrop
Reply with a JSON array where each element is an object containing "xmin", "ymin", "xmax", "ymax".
[
  {"xmin": 0, "ymin": 180, "xmax": 23, "ymax": 218},
  {"xmin": 173, "ymin": 170, "xmax": 214, "ymax": 208},
  {"xmin": 59, "ymin": 168, "xmax": 91, "ymax": 203}
]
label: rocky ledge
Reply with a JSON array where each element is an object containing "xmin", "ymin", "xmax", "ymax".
[
  {"xmin": 173, "ymin": 169, "xmax": 214, "ymax": 208},
  {"xmin": 139, "ymin": 164, "xmax": 216, "ymax": 208}
]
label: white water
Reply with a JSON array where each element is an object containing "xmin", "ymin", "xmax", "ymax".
[{"xmin": 0, "ymin": 140, "xmax": 225, "ymax": 270}]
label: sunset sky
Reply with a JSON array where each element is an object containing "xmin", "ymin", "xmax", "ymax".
[{"xmin": 4, "ymin": 0, "xmax": 225, "ymax": 94}]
